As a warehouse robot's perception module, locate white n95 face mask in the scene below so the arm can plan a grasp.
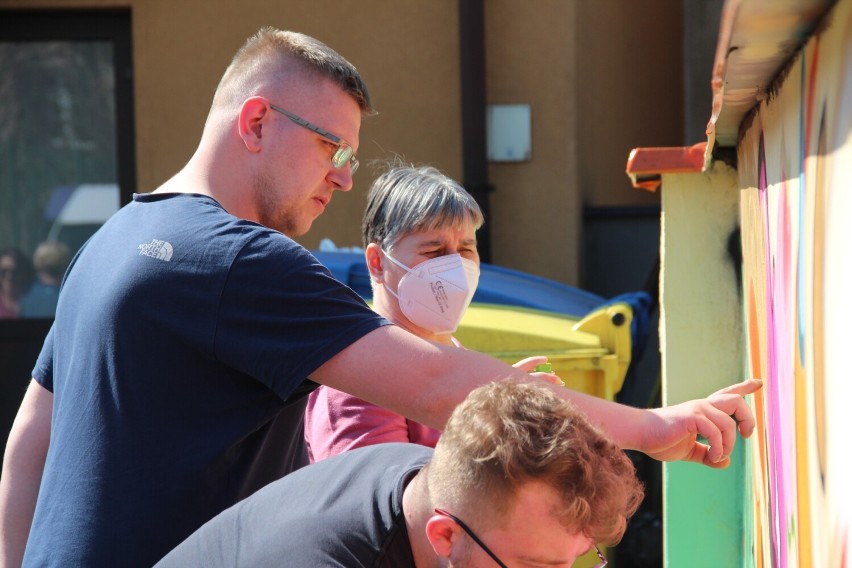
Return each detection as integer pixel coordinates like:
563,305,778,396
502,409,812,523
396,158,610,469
382,250,480,334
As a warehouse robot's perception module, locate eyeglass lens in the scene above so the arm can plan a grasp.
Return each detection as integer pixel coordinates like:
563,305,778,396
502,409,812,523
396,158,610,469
269,104,358,174
332,145,358,174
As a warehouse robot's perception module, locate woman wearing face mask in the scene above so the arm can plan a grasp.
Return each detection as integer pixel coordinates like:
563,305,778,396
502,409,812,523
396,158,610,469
304,164,547,462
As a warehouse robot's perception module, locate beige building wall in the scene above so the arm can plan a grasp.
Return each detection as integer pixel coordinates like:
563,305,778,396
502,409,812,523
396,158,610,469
485,1,581,283
486,0,682,284
576,0,684,209
1,0,683,286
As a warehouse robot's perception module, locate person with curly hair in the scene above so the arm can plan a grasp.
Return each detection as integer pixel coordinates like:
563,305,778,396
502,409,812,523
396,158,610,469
158,380,643,567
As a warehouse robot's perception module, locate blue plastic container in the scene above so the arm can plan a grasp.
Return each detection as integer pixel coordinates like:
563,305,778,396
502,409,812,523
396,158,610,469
310,250,607,318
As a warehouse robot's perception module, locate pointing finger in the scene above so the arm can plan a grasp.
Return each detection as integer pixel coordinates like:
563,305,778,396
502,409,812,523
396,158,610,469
712,378,763,397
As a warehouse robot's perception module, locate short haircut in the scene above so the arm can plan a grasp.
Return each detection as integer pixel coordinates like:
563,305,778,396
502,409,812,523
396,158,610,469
362,163,484,250
211,27,372,114
33,241,70,281
427,381,644,546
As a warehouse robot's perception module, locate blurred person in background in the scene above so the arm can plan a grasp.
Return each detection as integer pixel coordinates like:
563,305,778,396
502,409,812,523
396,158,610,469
0,247,34,319
20,241,70,318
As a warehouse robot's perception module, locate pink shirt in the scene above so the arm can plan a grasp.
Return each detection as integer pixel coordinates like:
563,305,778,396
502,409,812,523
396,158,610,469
304,337,462,463
304,387,441,463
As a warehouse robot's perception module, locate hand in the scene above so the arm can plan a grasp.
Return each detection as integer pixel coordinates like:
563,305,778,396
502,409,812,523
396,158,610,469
512,356,548,372
513,356,563,386
638,379,762,468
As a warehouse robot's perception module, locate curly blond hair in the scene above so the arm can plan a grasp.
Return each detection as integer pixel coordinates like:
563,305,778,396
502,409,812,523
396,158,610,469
427,380,644,545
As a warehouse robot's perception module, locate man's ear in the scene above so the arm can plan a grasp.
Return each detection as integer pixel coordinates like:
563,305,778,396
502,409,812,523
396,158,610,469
238,97,270,153
365,243,385,283
424,514,459,559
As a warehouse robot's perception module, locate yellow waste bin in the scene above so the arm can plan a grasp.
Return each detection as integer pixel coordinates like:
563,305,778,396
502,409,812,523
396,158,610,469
454,302,633,402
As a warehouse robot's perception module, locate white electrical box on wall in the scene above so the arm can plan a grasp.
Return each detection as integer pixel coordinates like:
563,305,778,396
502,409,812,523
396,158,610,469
486,104,531,162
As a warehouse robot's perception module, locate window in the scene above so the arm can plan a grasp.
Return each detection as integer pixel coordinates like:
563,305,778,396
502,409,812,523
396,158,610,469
0,7,134,471
0,9,135,320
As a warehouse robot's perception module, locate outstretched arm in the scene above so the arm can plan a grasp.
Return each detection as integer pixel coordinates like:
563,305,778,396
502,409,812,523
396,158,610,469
520,377,761,468
312,325,761,467
0,379,52,567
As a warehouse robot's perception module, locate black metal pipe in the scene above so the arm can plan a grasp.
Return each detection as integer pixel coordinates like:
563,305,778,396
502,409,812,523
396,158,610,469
458,0,493,263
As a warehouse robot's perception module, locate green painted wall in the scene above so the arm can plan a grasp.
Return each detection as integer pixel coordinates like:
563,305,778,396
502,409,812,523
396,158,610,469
659,164,746,566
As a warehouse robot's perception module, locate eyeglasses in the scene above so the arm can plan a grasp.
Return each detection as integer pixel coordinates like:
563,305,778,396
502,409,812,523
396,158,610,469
433,508,607,568
269,104,359,174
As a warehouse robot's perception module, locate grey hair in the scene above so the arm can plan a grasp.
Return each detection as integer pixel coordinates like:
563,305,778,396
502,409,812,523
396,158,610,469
212,27,372,113
362,164,484,250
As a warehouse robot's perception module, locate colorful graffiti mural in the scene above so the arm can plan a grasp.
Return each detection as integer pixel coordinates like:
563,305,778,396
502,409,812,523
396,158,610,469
738,0,852,565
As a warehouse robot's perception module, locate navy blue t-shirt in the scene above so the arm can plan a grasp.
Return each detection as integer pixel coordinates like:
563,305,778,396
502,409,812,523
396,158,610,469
156,444,430,568
24,193,389,567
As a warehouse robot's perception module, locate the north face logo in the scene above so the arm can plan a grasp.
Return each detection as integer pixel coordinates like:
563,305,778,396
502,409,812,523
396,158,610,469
138,239,174,261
